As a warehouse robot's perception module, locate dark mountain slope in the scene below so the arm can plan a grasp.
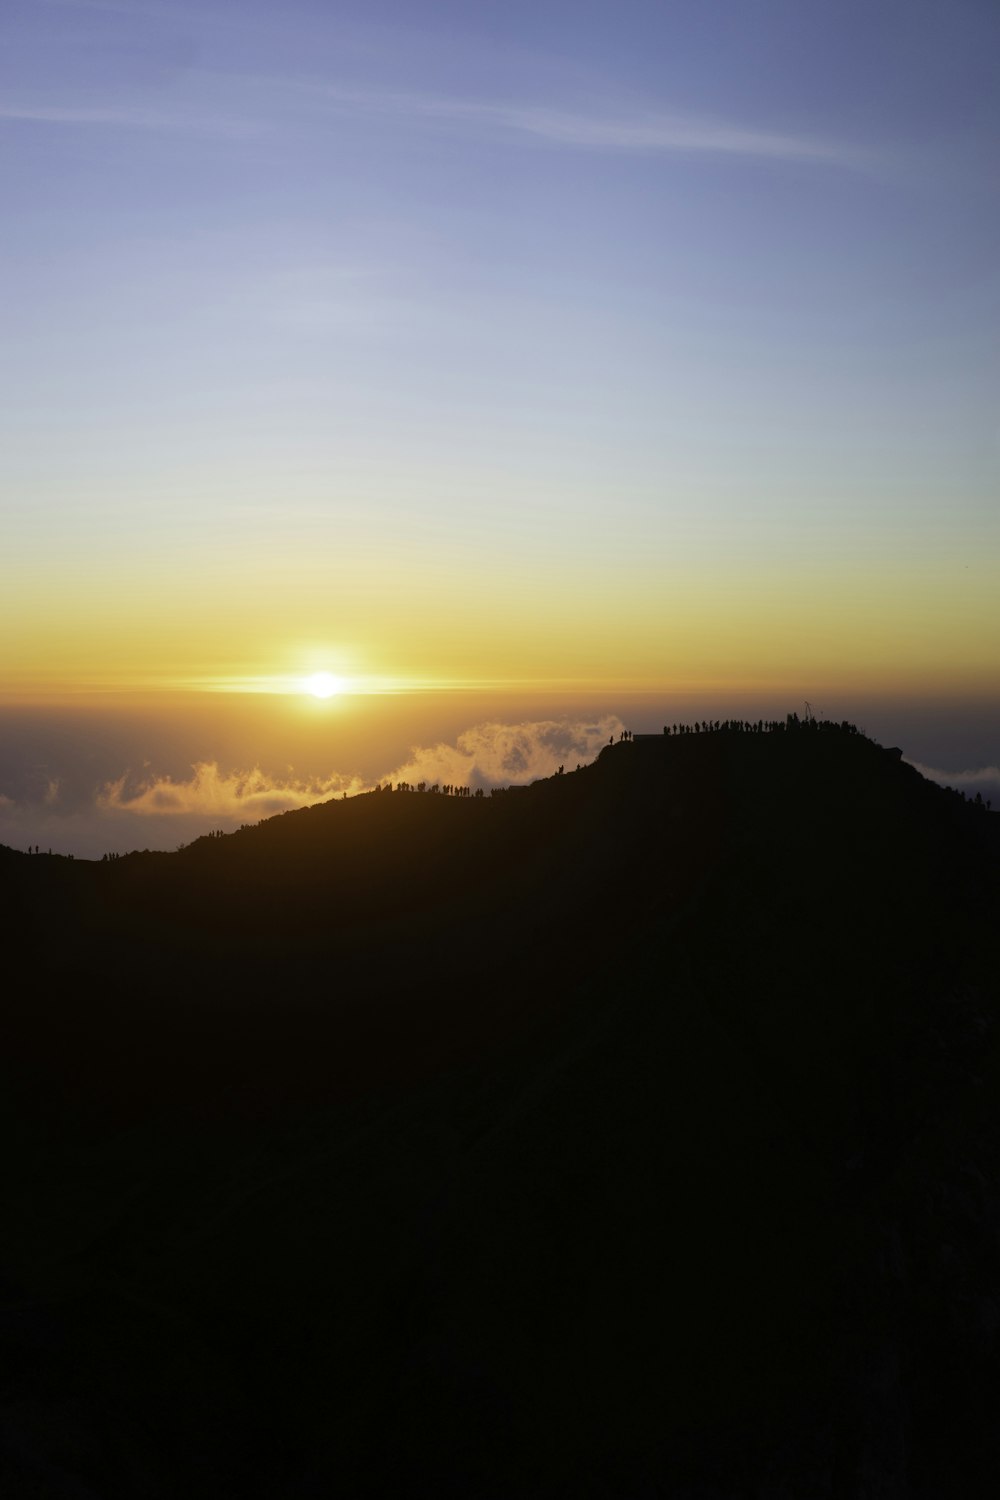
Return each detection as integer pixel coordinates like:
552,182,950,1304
1,723,998,1497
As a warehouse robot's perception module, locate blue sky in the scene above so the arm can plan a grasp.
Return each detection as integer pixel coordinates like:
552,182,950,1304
4,0,996,554
5,2,997,515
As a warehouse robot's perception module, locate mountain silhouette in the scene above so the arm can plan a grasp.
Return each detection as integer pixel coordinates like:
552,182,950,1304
1,719,998,1497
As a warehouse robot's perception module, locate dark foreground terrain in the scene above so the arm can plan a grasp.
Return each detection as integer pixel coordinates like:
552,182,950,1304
2,720,999,1497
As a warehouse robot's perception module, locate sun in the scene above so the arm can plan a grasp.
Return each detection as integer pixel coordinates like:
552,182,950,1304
303,672,343,699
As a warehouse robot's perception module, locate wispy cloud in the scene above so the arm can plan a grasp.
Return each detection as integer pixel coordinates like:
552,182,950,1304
423,100,853,165
39,0,144,9
295,80,866,168
36,0,184,18
0,100,258,137
2,67,865,169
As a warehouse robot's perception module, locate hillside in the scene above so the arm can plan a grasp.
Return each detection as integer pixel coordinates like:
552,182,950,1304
1,720,998,1497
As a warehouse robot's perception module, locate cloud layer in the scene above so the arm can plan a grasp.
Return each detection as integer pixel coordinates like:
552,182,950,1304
386,716,622,793
7,722,992,862
906,760,1000,805
0,717,623,858
97,762,363,820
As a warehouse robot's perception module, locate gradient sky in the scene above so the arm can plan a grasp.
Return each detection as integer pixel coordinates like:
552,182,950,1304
3,0,997,702
2,1,999,858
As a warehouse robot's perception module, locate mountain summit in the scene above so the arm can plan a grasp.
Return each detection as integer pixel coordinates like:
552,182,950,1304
2,719,998,1497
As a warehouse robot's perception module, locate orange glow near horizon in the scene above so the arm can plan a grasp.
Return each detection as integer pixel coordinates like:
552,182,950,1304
0,544,997,707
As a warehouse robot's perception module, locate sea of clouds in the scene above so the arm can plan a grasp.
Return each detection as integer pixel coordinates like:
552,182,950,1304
0,716,625,859
3,714,997,861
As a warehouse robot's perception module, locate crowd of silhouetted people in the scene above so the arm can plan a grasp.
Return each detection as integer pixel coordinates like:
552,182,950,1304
388,781,486,797
660,711,862,736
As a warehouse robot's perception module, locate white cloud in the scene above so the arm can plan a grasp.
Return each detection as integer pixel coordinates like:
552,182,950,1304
89,714,620,822
94,717,623,819
907,760,1000,802
96,761,363,819
0,718,624,858
385,716,623,791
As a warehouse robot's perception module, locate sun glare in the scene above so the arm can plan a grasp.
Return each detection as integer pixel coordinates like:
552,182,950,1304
303,672,343,699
